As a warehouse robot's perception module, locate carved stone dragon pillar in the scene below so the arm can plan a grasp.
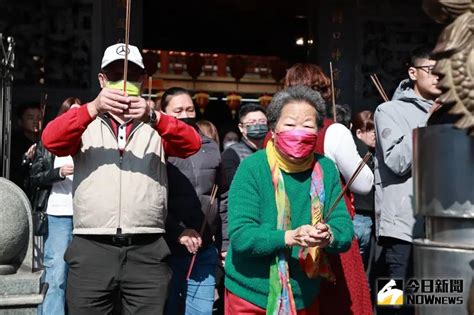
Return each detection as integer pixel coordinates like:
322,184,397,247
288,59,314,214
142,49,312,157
413,2,473,315
422,0,474,135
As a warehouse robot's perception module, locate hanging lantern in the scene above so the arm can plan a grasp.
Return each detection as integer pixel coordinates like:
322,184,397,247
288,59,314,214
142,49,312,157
270,59,288,83
194,91,210,114
259,94,273,107
186,53,204,79
226,92,241,118
228,56,247,82
142,51,159,76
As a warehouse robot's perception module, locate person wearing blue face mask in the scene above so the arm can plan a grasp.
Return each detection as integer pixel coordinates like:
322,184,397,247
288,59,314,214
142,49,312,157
223,103,268,175
240,107,268,143
219,103,268,263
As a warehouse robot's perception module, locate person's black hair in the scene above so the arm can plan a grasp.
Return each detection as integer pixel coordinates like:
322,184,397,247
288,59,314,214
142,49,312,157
326,104,352,128
160,87,192,111
409,46,433,66
238,103,266,123
16,102,41,120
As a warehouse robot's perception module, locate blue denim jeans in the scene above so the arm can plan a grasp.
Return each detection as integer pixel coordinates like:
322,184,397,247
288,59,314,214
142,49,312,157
39,215,73,315
353,213,372,269
165,245,218,315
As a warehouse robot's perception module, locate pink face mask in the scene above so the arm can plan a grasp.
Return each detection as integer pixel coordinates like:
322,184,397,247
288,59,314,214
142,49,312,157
275,129,317,159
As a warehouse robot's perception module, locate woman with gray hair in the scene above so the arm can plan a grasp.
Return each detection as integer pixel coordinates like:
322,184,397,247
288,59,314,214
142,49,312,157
285,63,373,315
224,85,353,314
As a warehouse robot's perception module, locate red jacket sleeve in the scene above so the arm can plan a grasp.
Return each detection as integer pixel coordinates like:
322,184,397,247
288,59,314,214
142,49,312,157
154,113,201,158
42,104,94,157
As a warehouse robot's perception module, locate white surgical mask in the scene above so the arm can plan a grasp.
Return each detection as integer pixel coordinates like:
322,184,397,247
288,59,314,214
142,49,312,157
223,141,237,150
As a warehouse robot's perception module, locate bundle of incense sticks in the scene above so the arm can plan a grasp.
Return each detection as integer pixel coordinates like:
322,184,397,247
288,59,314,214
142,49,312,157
186,184,219,280
39,93,47,133
148,76,152,100
329,62,337,122
123,0,131,92
370,73,389,102
321,151,372,223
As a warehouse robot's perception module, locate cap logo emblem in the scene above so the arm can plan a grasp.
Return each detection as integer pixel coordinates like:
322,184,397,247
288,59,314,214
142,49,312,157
116,45,130,55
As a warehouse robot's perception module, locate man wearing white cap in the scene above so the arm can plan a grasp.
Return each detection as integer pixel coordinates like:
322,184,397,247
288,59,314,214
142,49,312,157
42,43,202,314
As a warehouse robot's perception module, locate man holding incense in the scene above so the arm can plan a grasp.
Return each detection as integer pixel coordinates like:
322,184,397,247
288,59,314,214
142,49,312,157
42,43,201,314
224,86,353,314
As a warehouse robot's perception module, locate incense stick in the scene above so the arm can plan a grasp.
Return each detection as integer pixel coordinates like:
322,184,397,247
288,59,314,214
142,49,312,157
123,0,131,92
39,93,47,133
321,152,372,223
370,74,389,102
329,62,337,122
186,184,219,280
40,93,47,118
374,74,389,101
369,75,383,101
147,76,152,100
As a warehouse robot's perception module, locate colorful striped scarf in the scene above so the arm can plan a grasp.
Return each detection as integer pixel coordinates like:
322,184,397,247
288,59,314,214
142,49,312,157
266,140,333,315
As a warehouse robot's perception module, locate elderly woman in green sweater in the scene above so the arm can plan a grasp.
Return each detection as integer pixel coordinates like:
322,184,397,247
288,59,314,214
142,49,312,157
224,85,354,315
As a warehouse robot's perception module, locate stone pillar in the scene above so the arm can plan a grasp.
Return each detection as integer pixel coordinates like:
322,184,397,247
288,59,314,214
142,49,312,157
0,178,45,314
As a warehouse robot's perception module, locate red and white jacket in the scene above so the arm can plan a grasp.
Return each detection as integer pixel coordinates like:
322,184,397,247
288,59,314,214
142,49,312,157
42,104,201,235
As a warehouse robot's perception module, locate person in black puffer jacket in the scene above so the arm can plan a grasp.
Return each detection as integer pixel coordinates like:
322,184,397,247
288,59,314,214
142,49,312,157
30,141,60,215
161,87,221,315
30,97,80,315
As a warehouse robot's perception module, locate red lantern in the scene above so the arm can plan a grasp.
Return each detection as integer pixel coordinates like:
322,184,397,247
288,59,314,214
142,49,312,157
259,94,273,107
186,54,204,79
194,91,210,114
226,92,241,118
228,56,247,81
270,59,288,83
143,51,159,76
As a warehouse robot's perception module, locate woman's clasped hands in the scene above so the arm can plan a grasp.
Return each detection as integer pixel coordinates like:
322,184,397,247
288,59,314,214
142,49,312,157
284,223,332,248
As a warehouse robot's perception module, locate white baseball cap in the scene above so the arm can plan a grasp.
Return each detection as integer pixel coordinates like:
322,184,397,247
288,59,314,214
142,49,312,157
101,43,145,69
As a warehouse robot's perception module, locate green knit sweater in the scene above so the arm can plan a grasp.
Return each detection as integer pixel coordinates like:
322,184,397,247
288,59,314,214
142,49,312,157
224,150,354,310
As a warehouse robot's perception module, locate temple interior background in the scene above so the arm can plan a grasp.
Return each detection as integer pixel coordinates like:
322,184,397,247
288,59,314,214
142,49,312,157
2,0,442,136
